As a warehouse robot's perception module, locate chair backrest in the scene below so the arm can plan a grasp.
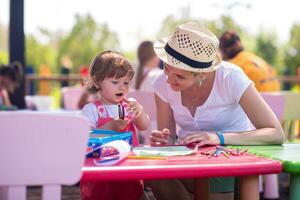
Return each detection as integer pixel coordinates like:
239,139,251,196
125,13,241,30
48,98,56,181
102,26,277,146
61,86,84,110
127,90,156,121
127,90,157,144
280,91,300,120
260,92,285,121
0,112,89,200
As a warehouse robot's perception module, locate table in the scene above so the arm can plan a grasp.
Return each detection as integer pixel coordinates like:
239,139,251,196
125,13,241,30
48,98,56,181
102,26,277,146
229,144,300,200
82,146,282,199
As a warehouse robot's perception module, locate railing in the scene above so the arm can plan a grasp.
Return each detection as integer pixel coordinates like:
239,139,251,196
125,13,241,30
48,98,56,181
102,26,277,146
25,74,83,95
24,74,300,95
277,76,300,83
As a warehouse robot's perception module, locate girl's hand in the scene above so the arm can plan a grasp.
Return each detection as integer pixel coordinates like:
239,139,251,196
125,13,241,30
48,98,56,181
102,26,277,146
150,128,171,146
178,131,219,147
123,98,143,119
105,119,129,132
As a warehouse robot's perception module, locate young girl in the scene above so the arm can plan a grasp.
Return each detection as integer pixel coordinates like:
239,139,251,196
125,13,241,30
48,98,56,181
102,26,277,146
80,50,150,200
0,62,23,109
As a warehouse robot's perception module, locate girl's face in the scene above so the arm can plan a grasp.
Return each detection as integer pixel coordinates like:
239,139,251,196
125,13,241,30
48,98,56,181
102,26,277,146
99,75,131,104
163,64,196,91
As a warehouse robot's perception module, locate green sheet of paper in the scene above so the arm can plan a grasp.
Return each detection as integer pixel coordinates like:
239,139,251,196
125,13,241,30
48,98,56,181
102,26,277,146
132,146,195,156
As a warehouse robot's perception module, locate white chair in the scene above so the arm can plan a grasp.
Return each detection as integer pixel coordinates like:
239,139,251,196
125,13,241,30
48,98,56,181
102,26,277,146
0,112,89,200
260,92,285,199
25,95,54,110
280,91,300,141
61,86,84,110
127,90,157,144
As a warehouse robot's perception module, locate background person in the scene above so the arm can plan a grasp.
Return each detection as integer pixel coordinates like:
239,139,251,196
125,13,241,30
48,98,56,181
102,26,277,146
135,40,162,92
0,62,23,109
219,30,280,92
146,22,284,200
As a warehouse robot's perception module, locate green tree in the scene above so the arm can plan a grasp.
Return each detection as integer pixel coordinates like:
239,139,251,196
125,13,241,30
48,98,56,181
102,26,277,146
26,34,56,72
284,23,300,74
254,31,279,67
0,23,8,63
57,14,120,72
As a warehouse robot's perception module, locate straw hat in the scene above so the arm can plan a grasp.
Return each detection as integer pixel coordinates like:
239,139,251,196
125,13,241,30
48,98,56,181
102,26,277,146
154,22,221,73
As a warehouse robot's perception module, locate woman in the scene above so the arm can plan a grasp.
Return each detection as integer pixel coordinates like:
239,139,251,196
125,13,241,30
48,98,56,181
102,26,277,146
0,62,23,109
147,22,284,200
135,40,161,92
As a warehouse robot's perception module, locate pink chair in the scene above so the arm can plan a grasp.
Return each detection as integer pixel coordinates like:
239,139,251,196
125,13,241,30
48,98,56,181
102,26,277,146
0,112,89,200
260,92,285,199
127,90,157,144
61,86,84,110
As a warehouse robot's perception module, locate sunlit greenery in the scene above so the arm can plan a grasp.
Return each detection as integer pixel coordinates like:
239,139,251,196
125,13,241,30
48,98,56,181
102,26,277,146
1,13,300,76
284,23,300,74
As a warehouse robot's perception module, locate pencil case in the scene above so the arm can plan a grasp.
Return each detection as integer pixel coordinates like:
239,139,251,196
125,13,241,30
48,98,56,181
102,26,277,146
86,129,132,158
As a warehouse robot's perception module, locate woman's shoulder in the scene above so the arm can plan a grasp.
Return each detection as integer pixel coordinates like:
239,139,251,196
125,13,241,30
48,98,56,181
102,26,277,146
217,61,246,80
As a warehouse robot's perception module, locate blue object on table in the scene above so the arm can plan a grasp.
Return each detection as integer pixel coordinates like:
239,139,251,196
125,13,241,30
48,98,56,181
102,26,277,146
86,129,132,158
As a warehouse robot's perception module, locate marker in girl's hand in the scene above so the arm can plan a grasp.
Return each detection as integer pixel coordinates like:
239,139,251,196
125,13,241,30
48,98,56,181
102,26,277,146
118,104,125,120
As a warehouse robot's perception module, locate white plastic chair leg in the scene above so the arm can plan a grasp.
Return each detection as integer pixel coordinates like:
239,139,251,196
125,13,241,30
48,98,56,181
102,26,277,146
264,174,279,199
0,186,26,200
42,185,61,200
259,175,263,193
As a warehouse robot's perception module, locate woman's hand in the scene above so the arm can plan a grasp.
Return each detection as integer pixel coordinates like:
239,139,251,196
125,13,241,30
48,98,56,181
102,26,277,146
150,128,172,146
178,131,220,147
103,119,129,132
123,98,143,119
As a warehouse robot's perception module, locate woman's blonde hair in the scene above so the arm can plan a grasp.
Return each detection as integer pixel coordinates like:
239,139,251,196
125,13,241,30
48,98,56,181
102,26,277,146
85,50,134,94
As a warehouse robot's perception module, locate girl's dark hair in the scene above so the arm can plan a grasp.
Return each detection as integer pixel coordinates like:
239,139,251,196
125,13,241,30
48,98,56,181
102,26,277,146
135,41,156,90
85,50,134,94
0,61,23,86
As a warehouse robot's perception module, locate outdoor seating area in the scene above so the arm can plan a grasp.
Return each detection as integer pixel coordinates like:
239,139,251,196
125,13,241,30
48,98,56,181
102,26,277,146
2,1,300,200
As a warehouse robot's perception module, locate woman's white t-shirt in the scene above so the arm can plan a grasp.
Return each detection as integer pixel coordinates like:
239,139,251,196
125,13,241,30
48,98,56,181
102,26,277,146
153,61,255,137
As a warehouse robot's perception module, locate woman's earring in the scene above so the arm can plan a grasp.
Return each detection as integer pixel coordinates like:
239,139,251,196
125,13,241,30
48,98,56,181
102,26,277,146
198,74,207,86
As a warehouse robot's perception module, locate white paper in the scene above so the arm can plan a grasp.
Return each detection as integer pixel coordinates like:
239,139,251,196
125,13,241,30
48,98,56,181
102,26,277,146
93,140,131,166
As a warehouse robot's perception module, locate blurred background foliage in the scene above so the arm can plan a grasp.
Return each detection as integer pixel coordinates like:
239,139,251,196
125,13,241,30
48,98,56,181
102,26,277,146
1,11,300,75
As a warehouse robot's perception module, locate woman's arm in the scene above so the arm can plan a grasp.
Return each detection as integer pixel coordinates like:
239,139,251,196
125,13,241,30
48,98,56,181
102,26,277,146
150,93,177,144
1,89,12,106
224,84,285,145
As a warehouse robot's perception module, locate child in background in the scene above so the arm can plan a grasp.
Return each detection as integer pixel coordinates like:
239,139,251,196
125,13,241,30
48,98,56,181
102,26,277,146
0,62,23,109
80,50,150,200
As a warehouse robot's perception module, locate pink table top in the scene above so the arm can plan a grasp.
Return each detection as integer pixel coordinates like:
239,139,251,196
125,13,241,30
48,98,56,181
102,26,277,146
81,147,282,181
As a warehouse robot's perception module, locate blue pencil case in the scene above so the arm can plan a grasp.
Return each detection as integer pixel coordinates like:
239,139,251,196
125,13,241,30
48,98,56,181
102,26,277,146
86,129,132,158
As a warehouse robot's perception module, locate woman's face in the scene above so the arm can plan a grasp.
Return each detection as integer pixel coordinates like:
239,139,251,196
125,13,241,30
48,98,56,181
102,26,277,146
163,64,196,91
